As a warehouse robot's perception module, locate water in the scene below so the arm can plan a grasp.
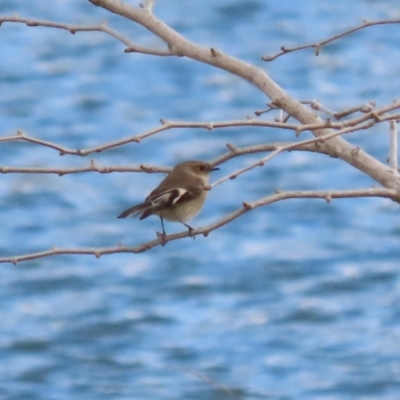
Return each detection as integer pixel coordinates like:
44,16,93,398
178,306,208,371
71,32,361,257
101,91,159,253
1,1,400,399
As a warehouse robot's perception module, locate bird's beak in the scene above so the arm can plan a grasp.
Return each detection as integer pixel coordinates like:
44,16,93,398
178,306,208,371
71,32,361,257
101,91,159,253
210,166,220,171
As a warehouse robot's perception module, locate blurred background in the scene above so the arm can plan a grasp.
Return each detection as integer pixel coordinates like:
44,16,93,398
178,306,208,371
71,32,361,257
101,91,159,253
1,1,400,399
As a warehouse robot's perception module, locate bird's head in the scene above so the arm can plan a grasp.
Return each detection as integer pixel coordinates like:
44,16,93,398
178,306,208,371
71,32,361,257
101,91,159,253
176,160,219,178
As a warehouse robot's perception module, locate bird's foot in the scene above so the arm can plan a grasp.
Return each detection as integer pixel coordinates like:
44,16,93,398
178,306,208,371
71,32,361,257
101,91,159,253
180,222,196,240
187,226,195,240
156,231,167,246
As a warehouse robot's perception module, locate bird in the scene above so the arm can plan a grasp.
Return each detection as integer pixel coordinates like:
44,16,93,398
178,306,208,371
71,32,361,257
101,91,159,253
118,160,219,241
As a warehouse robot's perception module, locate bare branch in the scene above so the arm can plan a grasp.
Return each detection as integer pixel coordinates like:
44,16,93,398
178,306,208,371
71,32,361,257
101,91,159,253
0,138,328,176
305,99,336,117
88,0,400,190
0,162,170,175
2,2,400,264
0,15,172,56
1,187,398,264
333,102,376,119
2,2,400,190
212,120,376,187
3,101,400,157
0,130,76,154
389,120,398,173
211,140,326,167
0,121,344,156
262,18,400,61
0,122,189,156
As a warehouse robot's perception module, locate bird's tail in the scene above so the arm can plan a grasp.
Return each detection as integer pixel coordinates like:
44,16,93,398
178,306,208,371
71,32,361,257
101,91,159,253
117,202,152,218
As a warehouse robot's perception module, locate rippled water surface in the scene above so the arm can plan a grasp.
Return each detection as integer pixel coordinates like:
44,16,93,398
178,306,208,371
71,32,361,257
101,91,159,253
1,1,400,399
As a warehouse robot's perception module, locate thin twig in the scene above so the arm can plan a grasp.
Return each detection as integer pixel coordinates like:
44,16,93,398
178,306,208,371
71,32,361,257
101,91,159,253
263,18,400,61
305,100,336,117
0,162,170,175
0,15,172,56
211,140,325,166
334,102,376,119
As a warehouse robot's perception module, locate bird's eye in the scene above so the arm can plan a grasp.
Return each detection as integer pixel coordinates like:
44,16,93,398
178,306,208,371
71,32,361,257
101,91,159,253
198,165,206,172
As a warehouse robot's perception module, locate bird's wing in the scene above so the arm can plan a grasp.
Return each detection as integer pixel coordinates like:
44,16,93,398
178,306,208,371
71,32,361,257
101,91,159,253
118,186,204,220
139,186,203,220
147,185,203,205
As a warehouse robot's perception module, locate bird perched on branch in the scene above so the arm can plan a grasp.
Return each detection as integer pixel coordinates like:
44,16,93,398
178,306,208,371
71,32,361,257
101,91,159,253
118,160,219,242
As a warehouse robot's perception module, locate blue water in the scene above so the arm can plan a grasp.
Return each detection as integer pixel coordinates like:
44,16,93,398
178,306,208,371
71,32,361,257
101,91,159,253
1,1,400,399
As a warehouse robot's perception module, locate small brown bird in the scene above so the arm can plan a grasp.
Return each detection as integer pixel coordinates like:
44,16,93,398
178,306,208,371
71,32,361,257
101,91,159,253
118,160,219,239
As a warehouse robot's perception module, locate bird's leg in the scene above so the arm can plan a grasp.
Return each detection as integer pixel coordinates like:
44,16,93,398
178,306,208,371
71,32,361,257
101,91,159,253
182,222,195,240
158,217,167,246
